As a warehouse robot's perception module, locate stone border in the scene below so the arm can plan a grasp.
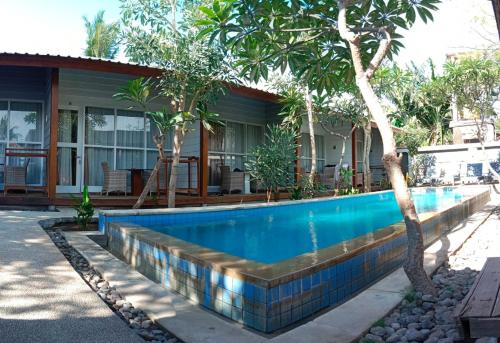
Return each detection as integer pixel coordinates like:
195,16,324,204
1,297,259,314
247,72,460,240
62,196,497,343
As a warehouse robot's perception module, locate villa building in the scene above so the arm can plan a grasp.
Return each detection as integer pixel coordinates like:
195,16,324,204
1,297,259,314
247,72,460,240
0,52,388,207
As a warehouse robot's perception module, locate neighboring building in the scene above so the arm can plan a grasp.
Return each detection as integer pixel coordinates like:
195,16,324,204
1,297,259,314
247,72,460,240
0,52,389,207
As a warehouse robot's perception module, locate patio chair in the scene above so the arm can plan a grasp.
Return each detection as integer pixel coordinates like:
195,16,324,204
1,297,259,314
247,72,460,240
319,166,336,189
4,158,30,194
220,165,244,194
101,162,127,195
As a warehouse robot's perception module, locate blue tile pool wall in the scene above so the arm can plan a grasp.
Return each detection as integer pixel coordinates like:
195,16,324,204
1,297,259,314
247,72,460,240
104,190,490,333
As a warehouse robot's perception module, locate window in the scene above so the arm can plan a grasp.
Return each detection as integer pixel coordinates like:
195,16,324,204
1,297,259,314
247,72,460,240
0,101,44,185
300,133,325,173
84,107,162,187
208,121,264,186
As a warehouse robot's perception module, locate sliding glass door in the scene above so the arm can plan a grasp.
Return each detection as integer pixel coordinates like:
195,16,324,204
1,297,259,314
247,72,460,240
57,108,82,193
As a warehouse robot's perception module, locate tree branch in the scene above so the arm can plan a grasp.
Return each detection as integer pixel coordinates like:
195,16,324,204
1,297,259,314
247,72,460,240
337,0,365,76
365,27,392,80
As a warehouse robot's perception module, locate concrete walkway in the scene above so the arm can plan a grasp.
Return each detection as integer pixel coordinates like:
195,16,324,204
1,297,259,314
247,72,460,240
0,209,142,343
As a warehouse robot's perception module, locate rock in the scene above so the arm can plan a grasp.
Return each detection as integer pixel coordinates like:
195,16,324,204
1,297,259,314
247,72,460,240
385,327,395,336
406,328,424,342
138,330,155,340
422,302,435,311
361,334,384,343
475,338,498,343
115,299,126,307
422,295,436,303
408,323,421,330
390,322,401,330
141,320,152,329
386,334,401,343
370,326,386,337
436,338,453,343
129,322,141,329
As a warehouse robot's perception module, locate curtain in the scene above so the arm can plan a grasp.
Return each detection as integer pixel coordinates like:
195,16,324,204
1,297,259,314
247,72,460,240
57,147,76,186
116,110,144,148
209,125,225,152
225,122,245,153
246,125,263,152
85,107,115,146
84,147,113,186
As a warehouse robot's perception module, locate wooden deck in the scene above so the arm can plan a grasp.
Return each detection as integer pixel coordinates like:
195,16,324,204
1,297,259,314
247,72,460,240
0,190,305,208
455,257,500,340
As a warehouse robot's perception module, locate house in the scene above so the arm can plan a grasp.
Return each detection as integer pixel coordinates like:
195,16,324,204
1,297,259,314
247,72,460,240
0,52,388,207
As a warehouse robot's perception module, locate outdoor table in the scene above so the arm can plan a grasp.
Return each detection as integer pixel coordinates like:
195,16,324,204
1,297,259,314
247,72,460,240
119,168,151,196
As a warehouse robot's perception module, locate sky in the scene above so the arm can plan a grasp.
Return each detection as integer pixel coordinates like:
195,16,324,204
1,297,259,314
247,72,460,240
0,0,498,68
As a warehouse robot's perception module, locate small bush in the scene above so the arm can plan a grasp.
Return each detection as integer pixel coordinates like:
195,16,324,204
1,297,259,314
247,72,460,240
74,185,94,230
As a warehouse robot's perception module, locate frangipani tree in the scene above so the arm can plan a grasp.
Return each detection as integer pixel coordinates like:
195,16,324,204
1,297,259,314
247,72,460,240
118,0,236,208
272,76,323,182
445,55,500,179
199,0,440,294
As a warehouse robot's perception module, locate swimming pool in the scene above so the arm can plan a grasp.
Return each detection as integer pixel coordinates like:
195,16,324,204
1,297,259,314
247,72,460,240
100,187,489,333
144,189,463,264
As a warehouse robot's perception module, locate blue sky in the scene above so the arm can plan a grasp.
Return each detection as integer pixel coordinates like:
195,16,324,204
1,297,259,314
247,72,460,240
0,0,122,58
0,0,497,67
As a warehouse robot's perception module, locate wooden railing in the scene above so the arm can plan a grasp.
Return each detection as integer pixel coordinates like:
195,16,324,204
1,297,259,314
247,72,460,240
157,156,200,196
4,147,49,194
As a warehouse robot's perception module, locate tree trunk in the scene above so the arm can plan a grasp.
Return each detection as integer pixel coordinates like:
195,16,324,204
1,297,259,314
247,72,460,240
133,158,163,209
133,135,166,209
356,75,436,295
363,120,372,193
168,126,184,208
337,0,435,294
305,86,317,182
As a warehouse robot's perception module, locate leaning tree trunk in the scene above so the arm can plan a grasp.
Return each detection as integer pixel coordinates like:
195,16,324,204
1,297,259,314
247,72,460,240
168,126,184,208
337,0,435,294
356,76,435,295
133,136,165,209
305,86,317,182
362,120,372,193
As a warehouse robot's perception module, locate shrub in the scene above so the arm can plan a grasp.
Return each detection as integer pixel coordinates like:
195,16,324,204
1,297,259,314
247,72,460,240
74,185,94,230
245,125,298,202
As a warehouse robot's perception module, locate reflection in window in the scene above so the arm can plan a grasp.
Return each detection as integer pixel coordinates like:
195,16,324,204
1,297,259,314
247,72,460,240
208,121,264,186
85,107,115,146
9,102,42,142
116,110,144,148
0,101,7,141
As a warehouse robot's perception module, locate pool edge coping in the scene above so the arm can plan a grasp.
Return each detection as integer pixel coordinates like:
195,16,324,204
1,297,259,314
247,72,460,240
63,190,498,343
103,187,488,287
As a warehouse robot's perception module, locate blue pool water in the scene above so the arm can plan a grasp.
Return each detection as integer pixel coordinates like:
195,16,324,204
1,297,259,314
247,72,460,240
146,189,463,264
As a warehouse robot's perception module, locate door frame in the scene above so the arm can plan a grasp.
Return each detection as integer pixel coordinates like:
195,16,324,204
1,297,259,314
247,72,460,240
56,106,84,193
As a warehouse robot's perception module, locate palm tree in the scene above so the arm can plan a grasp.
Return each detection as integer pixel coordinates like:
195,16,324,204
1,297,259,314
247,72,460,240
83,10,120,59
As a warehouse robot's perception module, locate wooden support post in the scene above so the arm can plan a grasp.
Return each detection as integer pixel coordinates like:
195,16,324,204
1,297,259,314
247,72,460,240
351,124,356,187
48,68,59,201
199,122,209,199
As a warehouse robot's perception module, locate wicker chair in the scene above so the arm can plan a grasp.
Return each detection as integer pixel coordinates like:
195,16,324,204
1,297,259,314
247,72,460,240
319,166,336,189
4,158,30,194
220,165,244,194
101,162,127,195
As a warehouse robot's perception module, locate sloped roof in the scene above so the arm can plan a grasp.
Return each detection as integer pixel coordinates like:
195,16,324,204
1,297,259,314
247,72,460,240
0,52,279,103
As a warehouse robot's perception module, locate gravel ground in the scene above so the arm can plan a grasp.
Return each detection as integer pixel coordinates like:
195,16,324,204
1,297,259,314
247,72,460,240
47,228,182,343
359,207,500,343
